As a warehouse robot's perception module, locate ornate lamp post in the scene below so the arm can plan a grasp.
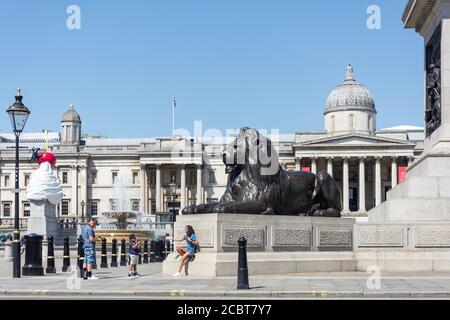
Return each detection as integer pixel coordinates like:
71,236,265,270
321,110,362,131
80,200,85,223
168,176,177,252
6,88,31,278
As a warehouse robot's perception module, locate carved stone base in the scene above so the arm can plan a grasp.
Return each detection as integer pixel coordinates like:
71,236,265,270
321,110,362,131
172,214,355,252
162,214,355,276
355,222,450,250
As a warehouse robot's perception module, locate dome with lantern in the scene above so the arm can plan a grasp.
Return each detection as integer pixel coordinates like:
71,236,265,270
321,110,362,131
324,65,377,135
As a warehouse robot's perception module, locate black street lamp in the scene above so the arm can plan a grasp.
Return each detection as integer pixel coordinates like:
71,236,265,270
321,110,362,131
6,88,31,278
168,176,177,252
80,200,85,223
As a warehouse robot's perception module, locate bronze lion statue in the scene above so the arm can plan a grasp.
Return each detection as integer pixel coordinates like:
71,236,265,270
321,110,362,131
182,127,342,217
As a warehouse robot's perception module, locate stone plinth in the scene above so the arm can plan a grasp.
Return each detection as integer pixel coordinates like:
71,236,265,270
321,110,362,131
26,200,59,240
369,1,450,222
163,214,355,276
353,221,450,272
355,222,450,250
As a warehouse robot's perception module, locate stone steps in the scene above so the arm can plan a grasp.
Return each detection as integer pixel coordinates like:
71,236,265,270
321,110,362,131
369,197,450,222
388,176,450,200
163,252,357,276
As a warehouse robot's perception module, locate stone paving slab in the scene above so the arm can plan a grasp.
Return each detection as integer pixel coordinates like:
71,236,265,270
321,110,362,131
2,259,450,299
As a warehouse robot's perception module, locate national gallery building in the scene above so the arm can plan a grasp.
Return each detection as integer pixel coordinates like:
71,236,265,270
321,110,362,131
0,65,424,223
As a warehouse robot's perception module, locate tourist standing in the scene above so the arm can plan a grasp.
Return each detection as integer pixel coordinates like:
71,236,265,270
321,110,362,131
81,218,98,280
20,237,26,255
128,234,141,277
170,225,199,277
71,217,77,230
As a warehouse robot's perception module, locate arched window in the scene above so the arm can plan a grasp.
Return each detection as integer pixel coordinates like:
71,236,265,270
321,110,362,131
330,115,335,131
349,114,354,129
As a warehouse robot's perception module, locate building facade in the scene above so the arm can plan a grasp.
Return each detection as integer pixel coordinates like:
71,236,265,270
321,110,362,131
0,66,424,223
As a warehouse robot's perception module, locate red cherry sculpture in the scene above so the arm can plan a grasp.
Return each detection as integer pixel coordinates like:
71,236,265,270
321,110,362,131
37,152,57,167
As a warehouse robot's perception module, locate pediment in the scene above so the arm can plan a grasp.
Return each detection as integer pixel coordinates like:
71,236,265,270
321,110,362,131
298,133,413,147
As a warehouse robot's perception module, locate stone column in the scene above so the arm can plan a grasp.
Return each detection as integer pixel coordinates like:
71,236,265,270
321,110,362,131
140,164,146,213
180,165,186,213
375,157,382,206
295,158,301,171
391,157,398,188
342,158,349,213
311,158,317,174
155,165,161,212
327,158,333,177
196,165,203,205
72,165,78,216
359,157,366,213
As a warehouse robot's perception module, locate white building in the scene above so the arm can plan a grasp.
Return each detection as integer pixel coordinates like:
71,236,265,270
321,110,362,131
0,65,424,224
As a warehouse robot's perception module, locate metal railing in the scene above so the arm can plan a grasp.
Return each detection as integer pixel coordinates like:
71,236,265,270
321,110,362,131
0,217,174,235
0,218,28,230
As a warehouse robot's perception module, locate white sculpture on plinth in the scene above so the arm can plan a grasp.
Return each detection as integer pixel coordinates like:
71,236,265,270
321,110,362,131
26,152,64,240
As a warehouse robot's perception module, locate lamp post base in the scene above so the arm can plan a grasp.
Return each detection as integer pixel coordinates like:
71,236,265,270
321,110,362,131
12,230,21,278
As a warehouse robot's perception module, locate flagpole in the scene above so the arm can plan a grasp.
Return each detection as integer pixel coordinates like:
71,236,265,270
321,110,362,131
172,96,176,137
172,96,177,137
44,130,49,152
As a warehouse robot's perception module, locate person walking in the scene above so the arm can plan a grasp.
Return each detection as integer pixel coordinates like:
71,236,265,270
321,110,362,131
128,234,141,277
170,225,199,277
71,217,77,230
80,218,99,280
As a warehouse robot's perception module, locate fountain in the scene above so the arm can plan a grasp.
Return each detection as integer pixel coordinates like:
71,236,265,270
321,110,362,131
93,172,153,243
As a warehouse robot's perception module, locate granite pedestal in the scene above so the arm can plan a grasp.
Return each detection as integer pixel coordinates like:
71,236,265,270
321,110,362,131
162,214,356,276
352,1,450,272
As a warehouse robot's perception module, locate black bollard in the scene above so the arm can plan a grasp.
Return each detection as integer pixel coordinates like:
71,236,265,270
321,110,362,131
62,236,71,272
154,240,160,262
77,236,84,278
157,240,165,262
110,238,118,267
100,238,108,268
143,240,149,263
237,236,249,290
138,242,142,264
149,240,156,263
166,238,171,255
22,234,44,276
120,239,127,266
46,235,56,274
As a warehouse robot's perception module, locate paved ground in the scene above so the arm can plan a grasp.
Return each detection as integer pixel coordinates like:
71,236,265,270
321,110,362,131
1,258,450,299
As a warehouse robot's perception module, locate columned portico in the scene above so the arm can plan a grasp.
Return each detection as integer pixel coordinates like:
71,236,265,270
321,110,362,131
342,157,349,213
292,154,411,216
359,157,366,213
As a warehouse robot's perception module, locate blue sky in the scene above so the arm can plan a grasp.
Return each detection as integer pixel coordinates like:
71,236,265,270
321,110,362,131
0,0,423,138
